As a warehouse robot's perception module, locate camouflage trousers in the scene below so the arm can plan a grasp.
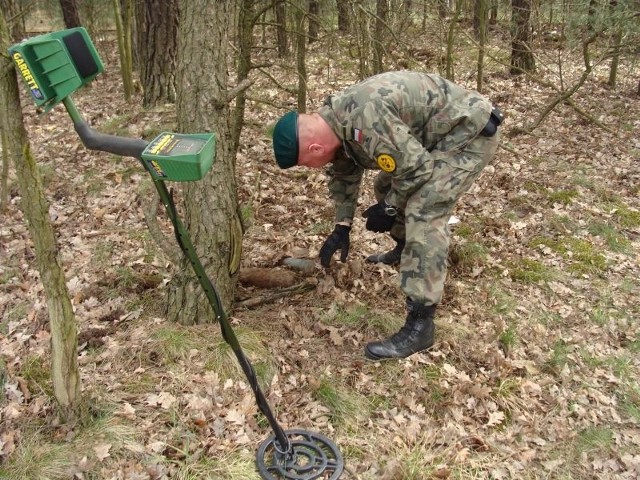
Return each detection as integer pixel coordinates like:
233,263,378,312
373,132,500,305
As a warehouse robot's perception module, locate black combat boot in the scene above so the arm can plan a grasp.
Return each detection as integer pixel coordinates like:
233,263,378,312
365,300,436,360
366,237,405,266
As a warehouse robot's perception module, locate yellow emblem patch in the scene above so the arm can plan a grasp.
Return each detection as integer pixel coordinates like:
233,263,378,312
377,154,396,172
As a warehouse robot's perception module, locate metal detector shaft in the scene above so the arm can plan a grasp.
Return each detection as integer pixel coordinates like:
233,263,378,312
62,97,290,451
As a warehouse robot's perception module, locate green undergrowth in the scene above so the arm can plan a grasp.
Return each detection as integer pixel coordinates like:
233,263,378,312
528,236,608,275
0,400,139,480
324,304,401,336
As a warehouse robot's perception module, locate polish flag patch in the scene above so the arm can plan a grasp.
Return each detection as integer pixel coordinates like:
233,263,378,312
353,128,363,143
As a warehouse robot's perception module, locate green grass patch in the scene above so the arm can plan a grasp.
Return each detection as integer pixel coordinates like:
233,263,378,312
487,286,518,316
548,214,579,234
37,164,55,188
83,166,108,195
449,240,488,271
522,180,547,193
313,377,369,425
498,323,518,354
576,426,614,453
612,205,640,229
150,325,199,364
170,450,262,480
544,339,570,374
325,304,400,335
528,237,607,276
19,355,54,398
547,189,578,205
92,239,116,264
564,238,607,275
207,327,277,390
587,221,631,253
509,258,553,283
0,435,73,480
0,407,139,480
5,301,29,323
618,385,640,422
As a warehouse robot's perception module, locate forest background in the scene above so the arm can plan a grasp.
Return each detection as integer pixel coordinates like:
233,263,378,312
0,0,639,479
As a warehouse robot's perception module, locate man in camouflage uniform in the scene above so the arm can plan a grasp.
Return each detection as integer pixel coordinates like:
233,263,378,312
272,71,502,360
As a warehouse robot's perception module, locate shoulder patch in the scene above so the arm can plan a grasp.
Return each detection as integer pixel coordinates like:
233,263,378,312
376,154,396,172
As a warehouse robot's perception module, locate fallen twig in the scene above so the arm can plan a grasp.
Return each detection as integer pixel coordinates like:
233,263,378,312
236,280,316,309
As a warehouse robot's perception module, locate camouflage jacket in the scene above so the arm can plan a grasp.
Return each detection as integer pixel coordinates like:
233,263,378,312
318,71,492,222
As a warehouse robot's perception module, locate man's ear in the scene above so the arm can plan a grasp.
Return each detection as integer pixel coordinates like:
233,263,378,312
309,143,325,155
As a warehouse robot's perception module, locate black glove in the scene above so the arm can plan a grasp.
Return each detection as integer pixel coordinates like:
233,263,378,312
319,224,351,267
362,202,396,233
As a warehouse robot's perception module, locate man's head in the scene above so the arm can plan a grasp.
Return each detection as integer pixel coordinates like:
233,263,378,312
272,112,339,169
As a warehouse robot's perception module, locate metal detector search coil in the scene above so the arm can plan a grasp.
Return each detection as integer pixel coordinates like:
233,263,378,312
142,132,216,181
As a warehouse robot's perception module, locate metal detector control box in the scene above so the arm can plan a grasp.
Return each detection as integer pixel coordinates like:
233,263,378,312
9,27,103,111
142,132,216,182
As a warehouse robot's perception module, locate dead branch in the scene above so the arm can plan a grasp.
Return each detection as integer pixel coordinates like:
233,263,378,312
236,280,316,309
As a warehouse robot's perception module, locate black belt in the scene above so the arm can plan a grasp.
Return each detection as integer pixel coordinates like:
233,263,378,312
480,105,504,137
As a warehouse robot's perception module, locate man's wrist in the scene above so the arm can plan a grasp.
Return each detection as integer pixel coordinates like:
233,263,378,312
336,220,352,227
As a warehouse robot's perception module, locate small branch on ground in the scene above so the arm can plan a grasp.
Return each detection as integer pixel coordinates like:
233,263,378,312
236,280,316,309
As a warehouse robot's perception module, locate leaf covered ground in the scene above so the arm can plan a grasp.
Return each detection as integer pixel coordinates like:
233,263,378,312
1,32,640,480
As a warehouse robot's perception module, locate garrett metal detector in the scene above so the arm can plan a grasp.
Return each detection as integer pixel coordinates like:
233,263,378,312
10,28,343,480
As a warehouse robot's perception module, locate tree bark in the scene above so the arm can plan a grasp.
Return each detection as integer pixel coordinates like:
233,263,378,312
1,13,79,418
476,0,487,92
113,0,134,100
0,0,25,40
336,0,350,33
167,0,243,325
510,0,535,74
294,0,307,112
308,0,319,43
59,0,81,28
372,0,388,74
232,0,255,153
275,0,288,57
138,0,178,107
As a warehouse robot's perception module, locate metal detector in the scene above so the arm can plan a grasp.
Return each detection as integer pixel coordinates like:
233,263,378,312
10,28,343,480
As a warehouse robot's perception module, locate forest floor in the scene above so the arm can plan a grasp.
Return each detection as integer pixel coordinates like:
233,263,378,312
1,33,640,480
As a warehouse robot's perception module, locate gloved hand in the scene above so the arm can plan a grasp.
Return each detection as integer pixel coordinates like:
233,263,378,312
362,202,396,233
319,224,351,267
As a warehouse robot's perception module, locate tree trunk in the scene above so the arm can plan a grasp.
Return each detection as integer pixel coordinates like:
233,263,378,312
113,0,134,100
510,0,535,74
275,0,288,57
445,0,461,80
308,0,319,43
1,13,80,419
0,123,8,212
167,0,243,325
476,0,487,91
0,0,26,40
336,0,350,33
489,0,497,25
139,0,178,107
294,0,307,112
232,0,255,153
59,0,81,28
372,0,388,74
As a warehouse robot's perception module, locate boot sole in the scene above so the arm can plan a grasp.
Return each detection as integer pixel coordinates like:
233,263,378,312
364,344,433,361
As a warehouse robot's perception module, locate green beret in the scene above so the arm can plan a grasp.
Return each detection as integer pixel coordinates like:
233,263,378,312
272,111,299,169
